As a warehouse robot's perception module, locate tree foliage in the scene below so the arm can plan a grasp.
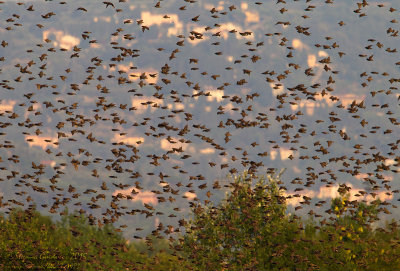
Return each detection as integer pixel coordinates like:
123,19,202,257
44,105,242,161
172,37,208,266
0,207,187,270
179,171,400,271
1,172,400,270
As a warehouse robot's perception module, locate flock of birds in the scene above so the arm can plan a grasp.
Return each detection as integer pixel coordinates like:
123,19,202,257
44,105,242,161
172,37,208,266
0,0,399,256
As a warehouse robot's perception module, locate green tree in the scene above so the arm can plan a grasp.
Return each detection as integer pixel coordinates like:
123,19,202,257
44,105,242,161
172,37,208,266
0,207,189,270
179,172,400,271
179,170,302,270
